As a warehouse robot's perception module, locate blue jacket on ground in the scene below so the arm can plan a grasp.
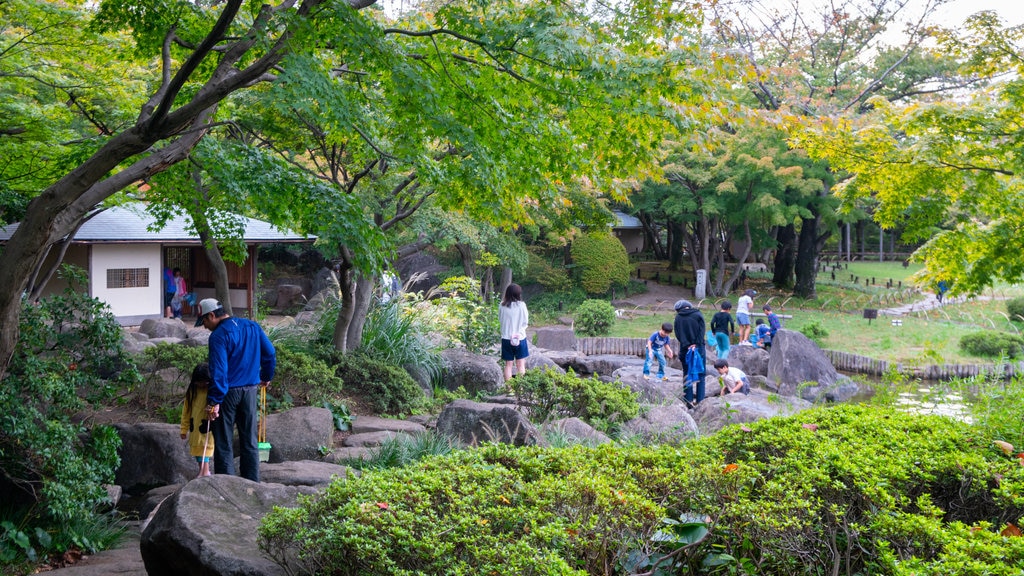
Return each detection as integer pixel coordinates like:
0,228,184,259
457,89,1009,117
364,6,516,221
207,317,276,406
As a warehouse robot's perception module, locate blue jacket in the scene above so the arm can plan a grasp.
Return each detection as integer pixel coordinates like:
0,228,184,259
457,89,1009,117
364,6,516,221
685,347,703,384
207,317,276,406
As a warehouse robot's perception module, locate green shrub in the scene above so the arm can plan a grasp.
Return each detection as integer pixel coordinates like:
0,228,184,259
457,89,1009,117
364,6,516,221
138,342,209,411
433,276,500,354
0,266,138,565
332,352,425,415
504,368,639,431
574,299,616,336
570,231,630,295
799,319,829,346
522,251,572,292
959,331,1024,358
275,347,344,405
1007,297,1024,322
259,405,1024,576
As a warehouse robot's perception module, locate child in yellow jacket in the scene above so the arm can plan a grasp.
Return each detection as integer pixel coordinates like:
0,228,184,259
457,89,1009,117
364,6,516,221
180,362,214,478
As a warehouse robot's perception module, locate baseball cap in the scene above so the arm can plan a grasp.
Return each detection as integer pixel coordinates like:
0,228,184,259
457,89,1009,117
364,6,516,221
194,298,222,327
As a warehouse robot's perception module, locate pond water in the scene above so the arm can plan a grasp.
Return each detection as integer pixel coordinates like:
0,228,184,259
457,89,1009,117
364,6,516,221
891,386,971,422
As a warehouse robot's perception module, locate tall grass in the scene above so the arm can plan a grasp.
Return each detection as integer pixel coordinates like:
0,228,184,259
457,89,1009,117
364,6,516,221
341,430,456,470
358,296,444,387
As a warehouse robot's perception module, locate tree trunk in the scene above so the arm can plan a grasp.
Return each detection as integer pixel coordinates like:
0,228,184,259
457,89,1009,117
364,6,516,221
345,271,376,351
481,267,494,302
196,228,233,317
638,212,664,259
332,247,357,354
668,219,685,271
498,267,513,302
773,223,796,288
456,244,475,279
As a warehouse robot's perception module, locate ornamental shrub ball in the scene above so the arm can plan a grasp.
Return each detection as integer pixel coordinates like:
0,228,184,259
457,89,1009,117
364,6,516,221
574,299,616,336
569,231,630,295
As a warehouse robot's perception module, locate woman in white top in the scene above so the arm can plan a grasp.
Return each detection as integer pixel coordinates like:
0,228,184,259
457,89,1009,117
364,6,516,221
736,289,755,345
499,283,529,381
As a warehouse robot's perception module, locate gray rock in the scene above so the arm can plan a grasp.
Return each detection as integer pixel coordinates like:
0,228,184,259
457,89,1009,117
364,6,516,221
138,318,189,340
140,475,317,576
259,460,350,486
726,344,770,377
690,389,813,435
441,349,504,395
533,326,577,351
435,399,540,447
325,446,374,464
767,330,861,402
543,350,587,371
613,366,688,404
136,485,182,527
312,267,340,295
130,332,151,342
343,431,411,447
350,415,427,436
524,352,566,374
265,407,334,463
546,417,611,445
561,354,646,377
275,284,305,309
403,363,434,396
114,423,196,492
622,405,698,444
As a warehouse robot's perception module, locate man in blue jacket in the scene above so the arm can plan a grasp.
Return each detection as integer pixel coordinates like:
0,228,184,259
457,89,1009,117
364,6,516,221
196,298,276,482
673,299,706,407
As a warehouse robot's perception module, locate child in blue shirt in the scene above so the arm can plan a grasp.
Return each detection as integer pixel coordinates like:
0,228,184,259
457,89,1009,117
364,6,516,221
643,322,675,380
755,319,772,348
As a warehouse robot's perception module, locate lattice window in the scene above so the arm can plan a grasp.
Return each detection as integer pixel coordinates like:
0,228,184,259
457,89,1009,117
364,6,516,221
106,268,149,289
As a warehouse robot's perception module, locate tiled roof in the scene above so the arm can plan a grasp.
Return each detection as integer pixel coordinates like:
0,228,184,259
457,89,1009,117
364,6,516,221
612,210,642,229
0,203,313,244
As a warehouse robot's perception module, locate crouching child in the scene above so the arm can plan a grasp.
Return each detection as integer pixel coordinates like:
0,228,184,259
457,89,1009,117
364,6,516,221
714,358,750,396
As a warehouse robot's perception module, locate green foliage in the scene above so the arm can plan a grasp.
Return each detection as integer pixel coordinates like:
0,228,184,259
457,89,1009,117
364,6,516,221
945,368,1024,450
332,352,425,416
138,343,209,412
0,267,138,564
798,319,830,346
959,331,1024,359
574,299,616,337
504,368,639,432
570,231,631,295
260,405,1024,575
434,277,500,354
358,295,444,387
1007,297,1024,321
274,347,345,406
522,251,572,292
322,400,353,432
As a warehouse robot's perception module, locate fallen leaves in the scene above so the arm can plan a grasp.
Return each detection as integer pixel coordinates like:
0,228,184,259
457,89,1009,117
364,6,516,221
994,440,1014,456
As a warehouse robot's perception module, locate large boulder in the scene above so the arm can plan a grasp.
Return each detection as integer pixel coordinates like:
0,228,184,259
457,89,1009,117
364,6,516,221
621,405,697,444
689,390,814,436
395,252,445,295
440,349,504,395
140,475,317,576
138,318,188,340
726,344,770,377
435,399,540,447
264,407,334,464
274,284,305,309
533,326,577,351
312,267,340,295
114,423,196,492
767,330,861,402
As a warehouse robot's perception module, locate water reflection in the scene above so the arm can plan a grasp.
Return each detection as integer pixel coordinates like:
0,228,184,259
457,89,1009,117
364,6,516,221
893,387,971,423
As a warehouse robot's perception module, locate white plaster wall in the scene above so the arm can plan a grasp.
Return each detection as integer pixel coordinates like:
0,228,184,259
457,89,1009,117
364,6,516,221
90,244,162,318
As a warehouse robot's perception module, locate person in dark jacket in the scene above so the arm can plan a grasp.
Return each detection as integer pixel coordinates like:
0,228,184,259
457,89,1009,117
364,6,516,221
673,299,706,406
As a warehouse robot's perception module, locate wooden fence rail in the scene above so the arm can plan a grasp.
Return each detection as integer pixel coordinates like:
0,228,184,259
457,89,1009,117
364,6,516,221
574,337,1023,381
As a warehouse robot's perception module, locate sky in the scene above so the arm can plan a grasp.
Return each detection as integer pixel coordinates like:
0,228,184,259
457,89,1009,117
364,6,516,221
935,0,1024,27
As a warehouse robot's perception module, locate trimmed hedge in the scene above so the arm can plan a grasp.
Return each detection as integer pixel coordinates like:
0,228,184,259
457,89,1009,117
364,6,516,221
503,368,639,432
332,352,425,415
959,331,1024,358
570,231,630,295
573,299,616,337
259,405,1024,575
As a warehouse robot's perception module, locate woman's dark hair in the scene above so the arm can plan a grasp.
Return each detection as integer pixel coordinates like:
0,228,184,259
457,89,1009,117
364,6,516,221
501,283,523,307
184,362,211,414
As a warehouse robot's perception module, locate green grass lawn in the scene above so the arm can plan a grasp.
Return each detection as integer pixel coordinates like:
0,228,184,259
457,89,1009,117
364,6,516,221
603,261,1024,365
